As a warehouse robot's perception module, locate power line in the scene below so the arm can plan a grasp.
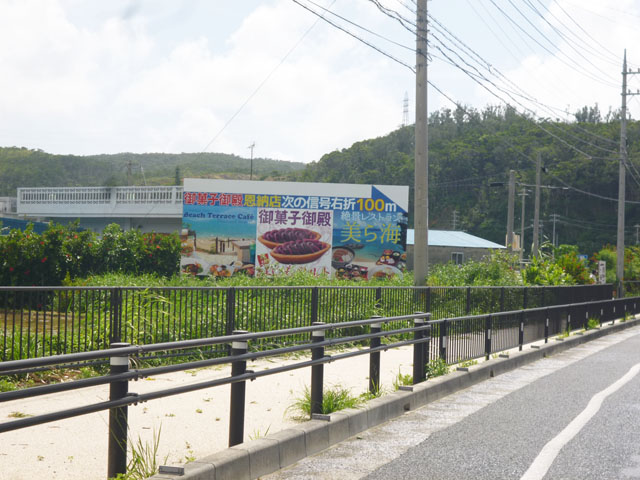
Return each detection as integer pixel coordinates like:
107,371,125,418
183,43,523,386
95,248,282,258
201,0,337,152
487,0,618,88
290,0,416,72
369,1,622,156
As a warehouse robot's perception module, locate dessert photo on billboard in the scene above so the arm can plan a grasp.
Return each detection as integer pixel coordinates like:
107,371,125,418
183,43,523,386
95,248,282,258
255,208,333,276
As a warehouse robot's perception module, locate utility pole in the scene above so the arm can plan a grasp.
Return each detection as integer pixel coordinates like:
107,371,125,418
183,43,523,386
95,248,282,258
551,213,559,248
413,0,428,285
506,170,515,252
519,188,529,264
532,153,542,258
248,142,256,181
126,159,133,186
617,50,640,296
635,224,640,245
451,209,459,230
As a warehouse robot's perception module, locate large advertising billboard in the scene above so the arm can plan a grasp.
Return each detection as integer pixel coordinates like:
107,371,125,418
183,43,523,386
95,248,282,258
181,179,408,280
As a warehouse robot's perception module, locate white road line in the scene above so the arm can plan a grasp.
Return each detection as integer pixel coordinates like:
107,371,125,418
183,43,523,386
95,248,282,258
521,362,640,480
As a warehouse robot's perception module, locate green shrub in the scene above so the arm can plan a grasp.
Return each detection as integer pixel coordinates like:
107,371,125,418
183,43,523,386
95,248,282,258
286,384,370,419
0,222,180,286
425,358,449,379
427,251,521,287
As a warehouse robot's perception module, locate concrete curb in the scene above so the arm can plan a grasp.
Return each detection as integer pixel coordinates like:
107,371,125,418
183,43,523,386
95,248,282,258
148,317,640,480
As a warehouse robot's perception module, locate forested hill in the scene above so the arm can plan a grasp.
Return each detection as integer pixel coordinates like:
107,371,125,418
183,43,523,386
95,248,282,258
0,149,305,195
291,105,640,255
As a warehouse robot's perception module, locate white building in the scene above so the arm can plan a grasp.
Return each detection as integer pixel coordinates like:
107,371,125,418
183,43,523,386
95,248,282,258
17,186,182,232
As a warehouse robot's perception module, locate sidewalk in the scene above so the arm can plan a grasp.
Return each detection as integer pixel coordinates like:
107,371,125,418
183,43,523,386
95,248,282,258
0,345,415,480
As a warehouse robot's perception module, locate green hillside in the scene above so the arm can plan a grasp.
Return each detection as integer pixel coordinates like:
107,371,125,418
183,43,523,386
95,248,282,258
290,105,640,256
0,148,305,194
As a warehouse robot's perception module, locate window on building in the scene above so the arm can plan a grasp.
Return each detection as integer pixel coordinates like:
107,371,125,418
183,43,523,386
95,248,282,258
451,252,464,265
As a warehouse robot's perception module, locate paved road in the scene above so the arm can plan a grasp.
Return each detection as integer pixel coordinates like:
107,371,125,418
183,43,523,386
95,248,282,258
265,325,640,480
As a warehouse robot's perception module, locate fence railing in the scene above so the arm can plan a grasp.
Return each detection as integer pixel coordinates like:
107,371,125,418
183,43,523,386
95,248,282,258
0,295,636,479
0,284,613,362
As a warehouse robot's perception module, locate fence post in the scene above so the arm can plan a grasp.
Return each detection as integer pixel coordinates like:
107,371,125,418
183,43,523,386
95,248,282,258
225,288,236,355
412,313,425,384
311,287,319,323
484,315,492,360
369,316,382,394
229,330,248,447
426,287,431,315
107,342,130,480
439,319,448,364
310,322,325,416
518,311,524,351
523,287,528,310
584,307,589,330
544,308,549,343
109,288,122,344
465,287,471,315
423,313,431,371
612,302,616,325
375,287,382,310
567,306,572,332
500,287,505,312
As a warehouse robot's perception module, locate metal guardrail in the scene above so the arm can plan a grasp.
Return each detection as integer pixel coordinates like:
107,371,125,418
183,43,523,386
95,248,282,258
0,284,613,362
0,295,637,479
0,311,432,478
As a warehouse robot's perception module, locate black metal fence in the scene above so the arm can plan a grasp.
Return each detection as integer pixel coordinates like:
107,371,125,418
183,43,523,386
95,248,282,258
431,295,640,364
0,294,637,479
0,284,612,362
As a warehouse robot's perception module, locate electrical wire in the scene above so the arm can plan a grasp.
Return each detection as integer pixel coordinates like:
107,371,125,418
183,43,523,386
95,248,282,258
369,1,623,157
487,0,618,88
201,0,337,152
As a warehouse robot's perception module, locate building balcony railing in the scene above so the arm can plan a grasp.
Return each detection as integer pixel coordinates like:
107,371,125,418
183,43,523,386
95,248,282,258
17,186,184,218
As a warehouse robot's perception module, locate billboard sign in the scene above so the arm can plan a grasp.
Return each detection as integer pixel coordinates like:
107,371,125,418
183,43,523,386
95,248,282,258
181,179,408,279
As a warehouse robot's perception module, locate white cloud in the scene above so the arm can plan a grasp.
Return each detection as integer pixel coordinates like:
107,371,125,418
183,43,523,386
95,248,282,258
1,0,635,164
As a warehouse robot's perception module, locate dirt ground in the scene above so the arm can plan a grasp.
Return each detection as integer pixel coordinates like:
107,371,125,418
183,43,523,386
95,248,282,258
0,346,414,480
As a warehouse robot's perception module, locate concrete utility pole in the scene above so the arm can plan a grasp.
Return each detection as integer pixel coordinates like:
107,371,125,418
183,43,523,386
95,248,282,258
617,50,640,296
413,0,429,285
635,224,640,245
519,188,529,264
506,170,516,252
617,51,628,298
532,153,542,258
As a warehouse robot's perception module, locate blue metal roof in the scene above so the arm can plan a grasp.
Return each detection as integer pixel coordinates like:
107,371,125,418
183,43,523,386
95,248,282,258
407,229,505,249
1,217,50,234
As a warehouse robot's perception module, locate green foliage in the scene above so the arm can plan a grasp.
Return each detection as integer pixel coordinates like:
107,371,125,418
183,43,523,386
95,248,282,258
392,369,413,390
427,251,521,286
110,427,167,480
286,384,370,419
522,256,571,285
458,358,478,368
0,378,17,392
0,222,180,286
586,318,600,330
554,251,593,285
425,358,449,379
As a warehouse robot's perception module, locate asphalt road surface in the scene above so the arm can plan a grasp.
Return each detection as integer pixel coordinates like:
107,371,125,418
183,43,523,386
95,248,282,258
266,325,640,480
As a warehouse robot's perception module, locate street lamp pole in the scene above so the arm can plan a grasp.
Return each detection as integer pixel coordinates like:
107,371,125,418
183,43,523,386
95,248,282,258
248,142,255,180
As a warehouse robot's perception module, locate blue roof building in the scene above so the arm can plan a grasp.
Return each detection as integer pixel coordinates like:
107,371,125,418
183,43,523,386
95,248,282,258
406,229,505,267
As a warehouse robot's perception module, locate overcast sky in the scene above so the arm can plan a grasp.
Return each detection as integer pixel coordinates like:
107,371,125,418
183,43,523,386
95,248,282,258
1,0,639,164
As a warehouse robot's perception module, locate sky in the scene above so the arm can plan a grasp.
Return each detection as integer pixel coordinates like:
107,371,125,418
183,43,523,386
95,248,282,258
1,0,639,164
